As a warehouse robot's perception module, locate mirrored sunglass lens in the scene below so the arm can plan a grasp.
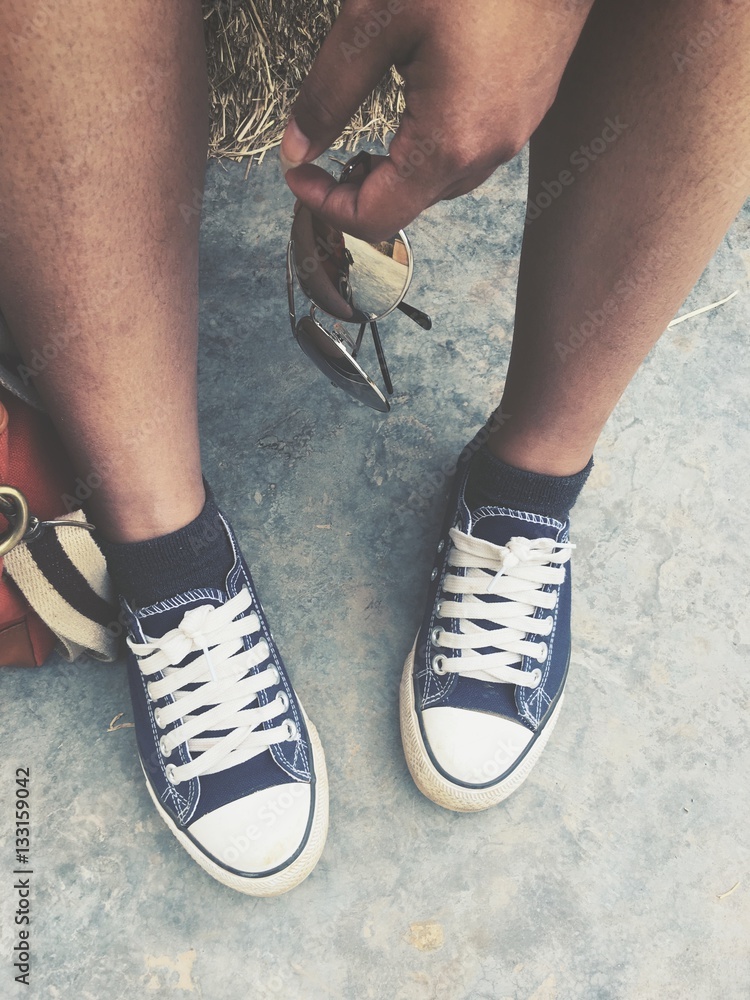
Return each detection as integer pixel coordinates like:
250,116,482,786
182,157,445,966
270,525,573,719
291,209,357,321
291,207,412,322
295,317,389,413
343,231,411,320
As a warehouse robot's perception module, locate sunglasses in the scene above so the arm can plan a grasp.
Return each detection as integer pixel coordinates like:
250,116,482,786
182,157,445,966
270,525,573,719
286,151,432,413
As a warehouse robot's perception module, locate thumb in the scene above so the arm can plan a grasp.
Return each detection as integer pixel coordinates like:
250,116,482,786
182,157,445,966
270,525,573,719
280,5,408,171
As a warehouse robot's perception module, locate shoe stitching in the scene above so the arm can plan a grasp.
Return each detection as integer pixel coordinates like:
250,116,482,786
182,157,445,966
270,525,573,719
421,471,474,710
235,558,311,782
217,514,310,781
128,608,200,824
423,534,460,708
473,507,565,532
223,522,245,597
421,472,465,698
137,589,224,618
426,500,569,727
519,587,557,726
471,511,567,727
135,643,195,823
519,530,567,728
226,556,244,597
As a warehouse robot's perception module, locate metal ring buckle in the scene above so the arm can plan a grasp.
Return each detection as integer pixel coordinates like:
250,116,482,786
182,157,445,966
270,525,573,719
0,486,30,557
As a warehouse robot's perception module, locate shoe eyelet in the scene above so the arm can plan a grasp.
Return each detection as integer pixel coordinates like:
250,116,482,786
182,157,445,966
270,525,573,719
430,626,443,647
258,639,271,660
435,602,444,618
544,615,554,634
276,690,289,712
536,642,549,663
268,665,280,685
154,708,163,728
430,567,438,582
165,763,178,785
432,654,448,676
284,719,299,741
437,539,445,553
159,736,170,757
528,668,542,688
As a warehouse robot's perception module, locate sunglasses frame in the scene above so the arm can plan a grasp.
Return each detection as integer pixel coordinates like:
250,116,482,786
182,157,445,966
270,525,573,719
286,151,431,413
286,242,392,412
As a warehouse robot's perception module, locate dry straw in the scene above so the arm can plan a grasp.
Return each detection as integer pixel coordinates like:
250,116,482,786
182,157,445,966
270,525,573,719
202,0,404,166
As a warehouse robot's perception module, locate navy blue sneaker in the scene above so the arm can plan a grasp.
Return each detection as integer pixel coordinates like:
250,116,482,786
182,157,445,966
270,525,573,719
400,442,573,811
122,515,328,894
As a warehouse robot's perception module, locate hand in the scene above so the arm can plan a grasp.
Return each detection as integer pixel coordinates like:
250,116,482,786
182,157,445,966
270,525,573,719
280,0,594,241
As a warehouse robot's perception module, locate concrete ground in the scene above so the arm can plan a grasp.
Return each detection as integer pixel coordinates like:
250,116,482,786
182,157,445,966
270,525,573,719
2,148,749,1000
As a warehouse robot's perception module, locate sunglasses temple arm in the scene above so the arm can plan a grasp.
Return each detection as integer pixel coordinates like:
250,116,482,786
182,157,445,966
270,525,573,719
370,321,393,396
286,241,298,334
353,322,367,357
398,301,432,330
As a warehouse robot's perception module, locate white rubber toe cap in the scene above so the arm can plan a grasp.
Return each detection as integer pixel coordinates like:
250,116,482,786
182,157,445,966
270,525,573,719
422,706,533,785
187,782,312,874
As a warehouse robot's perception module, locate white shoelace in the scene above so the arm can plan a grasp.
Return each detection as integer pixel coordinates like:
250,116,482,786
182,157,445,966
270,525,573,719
128,589,293,785
432,527,573,688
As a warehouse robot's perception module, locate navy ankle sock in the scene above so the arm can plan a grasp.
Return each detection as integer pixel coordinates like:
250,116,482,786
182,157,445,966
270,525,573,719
464,445,593,521
99,483,235,609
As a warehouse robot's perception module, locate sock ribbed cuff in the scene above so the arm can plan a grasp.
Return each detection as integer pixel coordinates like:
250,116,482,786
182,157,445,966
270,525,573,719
98,482,235,609
465,446,593,521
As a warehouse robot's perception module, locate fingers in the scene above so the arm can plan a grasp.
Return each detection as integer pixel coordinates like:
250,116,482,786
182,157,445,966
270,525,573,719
279,0,576,237
279,1,516,237
284,145,446,242
279,3,413,172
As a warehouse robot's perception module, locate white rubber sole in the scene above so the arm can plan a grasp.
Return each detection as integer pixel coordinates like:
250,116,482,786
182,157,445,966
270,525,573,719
400,643,564,813
142,712,329,896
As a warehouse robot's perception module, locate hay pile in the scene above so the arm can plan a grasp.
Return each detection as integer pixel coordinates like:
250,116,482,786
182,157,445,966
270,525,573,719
202,0,404,164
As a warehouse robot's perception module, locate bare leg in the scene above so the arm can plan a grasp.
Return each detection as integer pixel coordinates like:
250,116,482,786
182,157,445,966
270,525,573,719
0,0,208,540
490,0,750,475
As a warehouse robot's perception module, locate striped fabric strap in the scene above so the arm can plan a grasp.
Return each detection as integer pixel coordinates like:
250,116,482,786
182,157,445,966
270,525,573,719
4,509,119,662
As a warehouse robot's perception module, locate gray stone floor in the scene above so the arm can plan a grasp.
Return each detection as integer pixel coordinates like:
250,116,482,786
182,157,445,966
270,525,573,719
2,149,749,1000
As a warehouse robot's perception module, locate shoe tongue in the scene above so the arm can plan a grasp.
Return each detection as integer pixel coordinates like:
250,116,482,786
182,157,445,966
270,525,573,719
471,509,562,547
133,588,226,640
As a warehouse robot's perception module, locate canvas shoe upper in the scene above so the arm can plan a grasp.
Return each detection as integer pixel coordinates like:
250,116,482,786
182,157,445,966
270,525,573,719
400,438,573,811
122,514,328,895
